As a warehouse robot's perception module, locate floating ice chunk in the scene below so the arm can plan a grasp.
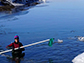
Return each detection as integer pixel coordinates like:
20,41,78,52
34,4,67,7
57,39,63,43
72,52,84,63
78,37,84,42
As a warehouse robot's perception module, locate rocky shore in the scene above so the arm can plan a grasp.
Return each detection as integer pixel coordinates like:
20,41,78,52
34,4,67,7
0,1,39,11
0,5,14,11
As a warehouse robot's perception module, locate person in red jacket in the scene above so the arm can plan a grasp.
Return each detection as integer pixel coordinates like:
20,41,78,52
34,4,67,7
6,35,25,59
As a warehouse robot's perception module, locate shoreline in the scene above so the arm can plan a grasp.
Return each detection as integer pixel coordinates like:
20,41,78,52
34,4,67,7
0,1,40,11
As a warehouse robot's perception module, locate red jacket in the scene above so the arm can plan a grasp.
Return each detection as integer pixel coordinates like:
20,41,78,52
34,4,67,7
6,42,25,53
7,42,23,48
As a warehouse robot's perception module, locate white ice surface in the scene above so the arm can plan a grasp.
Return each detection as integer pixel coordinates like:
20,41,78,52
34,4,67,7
72,52,84,63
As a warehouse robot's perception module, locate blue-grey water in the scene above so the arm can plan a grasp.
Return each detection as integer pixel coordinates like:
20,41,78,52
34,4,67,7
0,0,84,63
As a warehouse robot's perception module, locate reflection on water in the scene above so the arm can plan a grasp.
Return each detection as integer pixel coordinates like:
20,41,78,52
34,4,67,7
0,11,29,22
49,58,53,63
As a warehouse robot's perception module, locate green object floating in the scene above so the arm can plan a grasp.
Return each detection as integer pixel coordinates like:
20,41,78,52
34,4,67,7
48,38,54,47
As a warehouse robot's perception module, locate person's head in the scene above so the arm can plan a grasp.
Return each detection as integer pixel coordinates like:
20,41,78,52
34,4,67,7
14,35,19,43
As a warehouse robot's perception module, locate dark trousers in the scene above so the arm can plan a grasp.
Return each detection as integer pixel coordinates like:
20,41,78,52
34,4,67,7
12,52,25,59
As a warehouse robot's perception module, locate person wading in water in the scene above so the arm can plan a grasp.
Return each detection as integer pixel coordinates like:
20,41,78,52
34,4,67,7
6,35,25,59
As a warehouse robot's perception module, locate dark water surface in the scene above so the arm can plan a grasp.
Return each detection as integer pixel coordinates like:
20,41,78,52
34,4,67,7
0,0,84,63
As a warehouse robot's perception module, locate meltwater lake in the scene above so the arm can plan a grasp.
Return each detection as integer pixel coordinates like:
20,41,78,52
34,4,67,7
0,0,84,63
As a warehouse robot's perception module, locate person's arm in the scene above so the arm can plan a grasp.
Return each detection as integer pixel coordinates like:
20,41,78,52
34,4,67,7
20,43,25,51
6,43,13,49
